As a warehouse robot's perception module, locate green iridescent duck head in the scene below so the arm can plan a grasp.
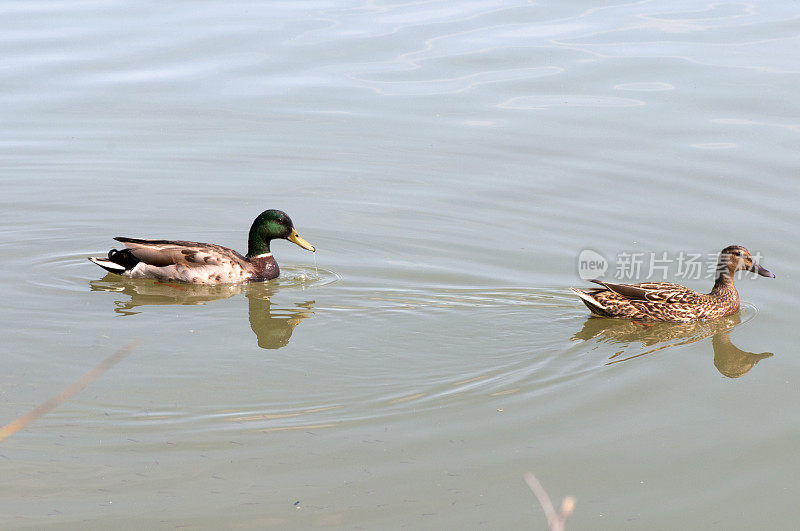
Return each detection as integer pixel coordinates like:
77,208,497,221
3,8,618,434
247,209,315,258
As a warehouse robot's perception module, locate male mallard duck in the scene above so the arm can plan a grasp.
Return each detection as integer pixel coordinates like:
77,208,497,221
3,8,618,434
89,209,314,284
571,245,774,322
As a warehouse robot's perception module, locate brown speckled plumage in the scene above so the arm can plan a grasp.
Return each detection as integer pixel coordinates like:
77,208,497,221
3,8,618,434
88,209,314,284
107,238,278,284
571,245,774,323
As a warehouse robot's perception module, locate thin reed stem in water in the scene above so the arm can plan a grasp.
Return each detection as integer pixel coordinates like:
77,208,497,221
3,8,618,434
0,339,141,442
525,472,576,531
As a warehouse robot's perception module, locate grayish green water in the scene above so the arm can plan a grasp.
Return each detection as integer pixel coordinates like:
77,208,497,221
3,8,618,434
2,1,798,528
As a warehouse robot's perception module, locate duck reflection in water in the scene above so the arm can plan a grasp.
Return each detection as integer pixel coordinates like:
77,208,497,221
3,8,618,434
572,314,772,378
90,275,314,349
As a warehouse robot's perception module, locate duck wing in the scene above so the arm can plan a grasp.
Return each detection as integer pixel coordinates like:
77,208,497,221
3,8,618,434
114,237,246,268
590,280,700,304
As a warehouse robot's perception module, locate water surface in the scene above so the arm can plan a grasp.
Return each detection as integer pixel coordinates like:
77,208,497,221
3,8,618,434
1,1,799,529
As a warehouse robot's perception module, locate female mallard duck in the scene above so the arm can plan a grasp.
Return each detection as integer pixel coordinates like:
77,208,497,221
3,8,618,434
571,245,774,322
89,209,314,284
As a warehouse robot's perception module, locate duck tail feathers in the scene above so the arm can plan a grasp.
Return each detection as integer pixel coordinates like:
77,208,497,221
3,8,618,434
88,248,140,274
571,287,607,316
88,256,127,273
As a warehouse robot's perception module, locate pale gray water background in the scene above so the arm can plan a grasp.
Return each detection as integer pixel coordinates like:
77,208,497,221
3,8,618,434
1,1,798,529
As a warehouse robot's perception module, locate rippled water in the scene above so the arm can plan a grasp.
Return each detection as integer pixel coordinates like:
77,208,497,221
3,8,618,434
2,1,799,529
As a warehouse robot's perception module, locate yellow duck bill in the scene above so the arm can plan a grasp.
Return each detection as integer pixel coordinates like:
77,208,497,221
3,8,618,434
287,229,315,252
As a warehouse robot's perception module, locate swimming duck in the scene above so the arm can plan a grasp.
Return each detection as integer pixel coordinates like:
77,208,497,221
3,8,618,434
571,245,774,322
89,209,315,284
